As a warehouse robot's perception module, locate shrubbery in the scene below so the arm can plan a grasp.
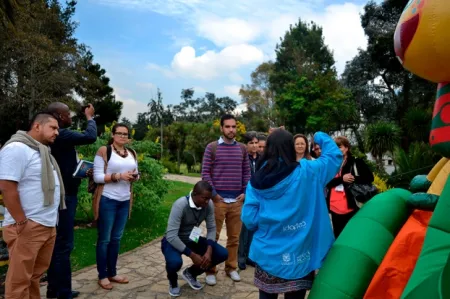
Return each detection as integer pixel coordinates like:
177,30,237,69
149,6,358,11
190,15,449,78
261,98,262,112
76,125,169,222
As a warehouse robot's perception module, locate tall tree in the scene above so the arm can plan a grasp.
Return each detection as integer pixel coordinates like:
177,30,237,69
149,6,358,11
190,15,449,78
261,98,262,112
341,0,435,148
0,1,120,142
0,0,80,142
240,61,279,130
270,19,359,134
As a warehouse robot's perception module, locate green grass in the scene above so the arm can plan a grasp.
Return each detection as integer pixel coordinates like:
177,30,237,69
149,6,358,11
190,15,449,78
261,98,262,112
71,180,193,271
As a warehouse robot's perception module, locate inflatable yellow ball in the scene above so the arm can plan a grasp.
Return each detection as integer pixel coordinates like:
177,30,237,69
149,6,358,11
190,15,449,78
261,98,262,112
394,0,450,83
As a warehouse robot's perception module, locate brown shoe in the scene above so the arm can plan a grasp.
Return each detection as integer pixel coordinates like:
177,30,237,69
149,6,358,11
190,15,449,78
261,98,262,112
108,276,129,284
98,280,113,290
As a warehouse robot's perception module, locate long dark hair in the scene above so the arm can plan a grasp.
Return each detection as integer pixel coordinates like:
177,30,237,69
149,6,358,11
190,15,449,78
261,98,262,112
293,134,312,160
256,129,297,172
108,123,130,145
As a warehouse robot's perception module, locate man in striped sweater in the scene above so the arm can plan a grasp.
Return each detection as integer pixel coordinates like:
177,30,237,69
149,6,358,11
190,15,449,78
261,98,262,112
201,114,251,285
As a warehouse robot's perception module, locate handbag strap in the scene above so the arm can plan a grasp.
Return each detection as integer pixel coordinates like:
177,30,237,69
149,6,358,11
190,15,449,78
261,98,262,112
353,162,359,177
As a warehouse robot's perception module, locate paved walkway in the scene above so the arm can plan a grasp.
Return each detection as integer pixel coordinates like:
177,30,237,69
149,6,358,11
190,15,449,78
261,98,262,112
164,174,202,185
40,227,260,298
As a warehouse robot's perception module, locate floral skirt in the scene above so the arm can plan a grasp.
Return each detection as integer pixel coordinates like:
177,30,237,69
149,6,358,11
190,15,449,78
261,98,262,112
254,265,315,294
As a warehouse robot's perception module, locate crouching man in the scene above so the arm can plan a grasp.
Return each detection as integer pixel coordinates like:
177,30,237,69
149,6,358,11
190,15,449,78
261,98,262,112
161,181,228,297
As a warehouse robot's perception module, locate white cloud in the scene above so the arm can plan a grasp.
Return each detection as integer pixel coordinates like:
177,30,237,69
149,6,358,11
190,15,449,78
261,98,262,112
193,86,206,93
197,17,261,47
229,72,244,83
234,103,247,115
310,3,367,73
224,85,241,98
114,89,147,122
136,82,156,90
150,45,264,80
147,63,176,78
98,0,367,74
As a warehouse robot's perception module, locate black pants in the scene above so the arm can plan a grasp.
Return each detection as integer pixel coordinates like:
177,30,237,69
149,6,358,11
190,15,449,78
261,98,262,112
259,289,307,299
330,210,357,238
238,223,254,264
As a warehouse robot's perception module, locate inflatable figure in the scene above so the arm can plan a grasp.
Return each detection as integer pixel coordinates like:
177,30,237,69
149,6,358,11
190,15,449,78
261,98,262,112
309,0,450,298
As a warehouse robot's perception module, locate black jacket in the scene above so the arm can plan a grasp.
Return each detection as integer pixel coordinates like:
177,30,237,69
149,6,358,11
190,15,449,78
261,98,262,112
50,120,97,195
326,154,374,211
248,153,259,176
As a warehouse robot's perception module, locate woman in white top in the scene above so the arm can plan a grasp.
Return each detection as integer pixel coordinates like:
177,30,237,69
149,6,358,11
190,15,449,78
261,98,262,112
93,123,138,290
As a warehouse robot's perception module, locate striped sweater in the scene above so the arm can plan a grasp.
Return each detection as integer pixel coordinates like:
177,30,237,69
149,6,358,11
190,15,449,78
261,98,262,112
201,140,251,198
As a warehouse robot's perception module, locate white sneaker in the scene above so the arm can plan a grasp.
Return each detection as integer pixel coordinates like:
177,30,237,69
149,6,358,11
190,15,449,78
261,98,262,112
205,274,217,286
227,270,241,282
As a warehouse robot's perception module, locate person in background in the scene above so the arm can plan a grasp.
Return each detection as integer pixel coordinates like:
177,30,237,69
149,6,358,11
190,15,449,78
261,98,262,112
312,142,322,158
201,114,251,285
46,102,97,299
161,181,228,297
0,113,65,299
238,131,259,270
257,134,267,155
326,136,374,238
293,134,312,161
242,129,342,299
93,124,139,290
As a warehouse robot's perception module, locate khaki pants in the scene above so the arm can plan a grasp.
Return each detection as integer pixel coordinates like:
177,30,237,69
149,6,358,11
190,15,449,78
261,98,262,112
207,201,242,275
3,220,56,299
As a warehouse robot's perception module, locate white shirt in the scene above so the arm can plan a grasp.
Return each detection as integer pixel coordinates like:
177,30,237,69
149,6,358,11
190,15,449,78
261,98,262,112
94,150,138,201
188,191,202,210
0,142,61,227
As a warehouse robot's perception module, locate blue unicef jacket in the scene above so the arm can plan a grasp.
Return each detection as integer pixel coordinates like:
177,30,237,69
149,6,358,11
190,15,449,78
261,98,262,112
241,132,342,280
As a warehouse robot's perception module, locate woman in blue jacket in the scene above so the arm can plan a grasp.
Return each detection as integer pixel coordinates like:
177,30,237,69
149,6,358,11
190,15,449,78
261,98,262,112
241,129,342,299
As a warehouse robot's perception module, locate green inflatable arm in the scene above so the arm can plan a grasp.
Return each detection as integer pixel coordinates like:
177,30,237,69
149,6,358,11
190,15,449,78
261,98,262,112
308,188,412,299
406,193,439,211
401,177,450,299
410,175,432,193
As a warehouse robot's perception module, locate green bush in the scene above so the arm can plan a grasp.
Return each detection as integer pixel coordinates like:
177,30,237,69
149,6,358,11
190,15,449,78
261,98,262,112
75,132,169,222
132,157,170,212
161,158,180,174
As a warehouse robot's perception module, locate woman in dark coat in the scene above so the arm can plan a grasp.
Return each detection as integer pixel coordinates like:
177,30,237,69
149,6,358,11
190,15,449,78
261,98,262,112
326,136,374,238
238,131,259,270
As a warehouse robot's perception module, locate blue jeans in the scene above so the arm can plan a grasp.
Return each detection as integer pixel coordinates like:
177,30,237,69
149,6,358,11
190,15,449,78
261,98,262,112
161,237,228,286
47,195,78,298
96,196,130,280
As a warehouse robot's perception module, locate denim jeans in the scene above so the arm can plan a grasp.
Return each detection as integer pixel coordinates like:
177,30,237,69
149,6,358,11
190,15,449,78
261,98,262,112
161,237,228,286
47,195,78,298
96,196,130,280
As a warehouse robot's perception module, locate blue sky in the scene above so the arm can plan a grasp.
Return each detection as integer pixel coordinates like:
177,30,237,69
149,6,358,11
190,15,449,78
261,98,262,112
74,0,374,121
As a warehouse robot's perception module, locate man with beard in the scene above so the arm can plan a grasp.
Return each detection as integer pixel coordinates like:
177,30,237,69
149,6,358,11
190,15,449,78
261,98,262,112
201,114,251,285
0,113,65,299
45,102,97,299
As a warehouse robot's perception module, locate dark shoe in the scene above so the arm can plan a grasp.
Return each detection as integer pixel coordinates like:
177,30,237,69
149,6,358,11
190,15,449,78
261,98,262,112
238,262,247,270
47,290,80,299
181,268,203,290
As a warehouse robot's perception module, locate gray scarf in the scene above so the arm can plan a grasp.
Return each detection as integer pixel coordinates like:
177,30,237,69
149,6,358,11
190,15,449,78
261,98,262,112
3,131,66,209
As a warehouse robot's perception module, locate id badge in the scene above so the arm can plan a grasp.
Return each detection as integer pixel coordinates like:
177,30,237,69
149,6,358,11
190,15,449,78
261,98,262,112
335,184,344,192
189,226,202,243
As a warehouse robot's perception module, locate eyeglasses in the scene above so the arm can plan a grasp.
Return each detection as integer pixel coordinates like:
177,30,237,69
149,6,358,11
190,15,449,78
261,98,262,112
115,133,129,138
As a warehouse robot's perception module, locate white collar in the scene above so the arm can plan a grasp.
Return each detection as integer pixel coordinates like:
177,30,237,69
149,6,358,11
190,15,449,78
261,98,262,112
218,136,236,145
188,191,202,210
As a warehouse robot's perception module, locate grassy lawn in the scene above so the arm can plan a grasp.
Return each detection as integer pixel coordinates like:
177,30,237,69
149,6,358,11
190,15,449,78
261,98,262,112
0,180,194,276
